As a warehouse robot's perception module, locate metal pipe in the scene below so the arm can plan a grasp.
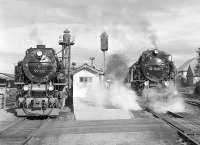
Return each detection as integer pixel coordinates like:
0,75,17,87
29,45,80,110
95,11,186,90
103,51,105,74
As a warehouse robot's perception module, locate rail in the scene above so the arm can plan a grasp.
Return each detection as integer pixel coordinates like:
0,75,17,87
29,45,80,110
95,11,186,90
0,118,25,134
0,117,49,145
146,108,200,145
20,119,49,145
185,98,200,106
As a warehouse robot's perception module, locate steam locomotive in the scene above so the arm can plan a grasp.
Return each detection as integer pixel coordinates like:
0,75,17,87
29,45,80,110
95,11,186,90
15,45,71,116
126,49,176,95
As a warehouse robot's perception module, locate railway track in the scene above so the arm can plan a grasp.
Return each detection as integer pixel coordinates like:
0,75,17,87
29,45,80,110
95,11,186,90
0,117,49,145
185,98,200,107
0,109,75,145
146,108,200,145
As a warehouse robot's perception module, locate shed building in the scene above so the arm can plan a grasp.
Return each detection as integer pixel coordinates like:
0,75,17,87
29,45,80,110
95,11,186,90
0,73,14,88
72,63,103,98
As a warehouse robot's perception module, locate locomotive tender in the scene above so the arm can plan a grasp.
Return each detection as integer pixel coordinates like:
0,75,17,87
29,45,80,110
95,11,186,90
126,49,176,95
15,45,68,116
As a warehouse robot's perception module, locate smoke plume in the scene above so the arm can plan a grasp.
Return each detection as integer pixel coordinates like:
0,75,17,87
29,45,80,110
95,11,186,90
148,32,158,49
105,54,129,81
143,83,185,113
30,27,42,44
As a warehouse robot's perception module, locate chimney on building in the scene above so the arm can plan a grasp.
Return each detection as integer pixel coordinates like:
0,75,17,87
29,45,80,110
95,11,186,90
89,57,95,68
72,62,76,70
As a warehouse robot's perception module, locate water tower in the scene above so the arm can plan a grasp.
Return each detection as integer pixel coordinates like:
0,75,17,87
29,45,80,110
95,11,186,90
58,29,75,97
100,32,108,74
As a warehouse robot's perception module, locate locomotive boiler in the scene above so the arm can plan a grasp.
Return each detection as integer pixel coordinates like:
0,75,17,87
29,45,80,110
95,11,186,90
15,45,70,116
126,49,176,95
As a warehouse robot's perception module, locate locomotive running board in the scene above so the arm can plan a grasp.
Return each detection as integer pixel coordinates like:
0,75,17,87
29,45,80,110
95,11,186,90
54,83,68,86
14,82,25,85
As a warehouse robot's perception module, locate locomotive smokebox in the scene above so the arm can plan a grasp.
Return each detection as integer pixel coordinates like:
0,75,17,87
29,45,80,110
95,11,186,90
36,45,45,49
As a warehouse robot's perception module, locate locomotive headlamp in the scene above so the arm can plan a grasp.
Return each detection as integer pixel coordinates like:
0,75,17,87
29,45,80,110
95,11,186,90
154,49,159,55
48,85,54,91
36,51,43,57
23,85,29,91
164,81,169,86
144,81,149,86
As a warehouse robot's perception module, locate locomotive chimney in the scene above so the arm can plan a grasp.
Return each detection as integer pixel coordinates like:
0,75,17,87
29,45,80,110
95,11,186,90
37,45,45,49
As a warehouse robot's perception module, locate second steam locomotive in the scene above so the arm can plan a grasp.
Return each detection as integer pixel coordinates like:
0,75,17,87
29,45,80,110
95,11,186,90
126,49,176,95
15,45,71,116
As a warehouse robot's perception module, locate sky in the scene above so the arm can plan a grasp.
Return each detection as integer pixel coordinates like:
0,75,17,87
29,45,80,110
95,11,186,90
1,0,200,73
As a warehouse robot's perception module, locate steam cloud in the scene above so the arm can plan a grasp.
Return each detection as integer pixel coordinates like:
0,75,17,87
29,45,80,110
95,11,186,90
143,83,185,113
78,81,141,111
77,53,141,111
137,20,159,49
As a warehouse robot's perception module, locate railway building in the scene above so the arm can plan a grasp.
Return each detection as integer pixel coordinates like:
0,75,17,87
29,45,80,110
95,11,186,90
0,73,14,88
178,48,200,86
72,63,103,98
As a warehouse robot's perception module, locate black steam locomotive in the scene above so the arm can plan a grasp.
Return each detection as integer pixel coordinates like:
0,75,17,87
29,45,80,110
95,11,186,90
126,49,176,95
15,45,70,116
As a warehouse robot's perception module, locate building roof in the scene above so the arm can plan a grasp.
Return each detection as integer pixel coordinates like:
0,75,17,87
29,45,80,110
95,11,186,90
187,65,194,76
178,57,198,72
0,73,14,81
72,63,103,75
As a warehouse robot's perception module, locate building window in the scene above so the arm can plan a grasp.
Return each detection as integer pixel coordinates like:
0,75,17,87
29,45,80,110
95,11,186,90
79,77,93,83
80,77,84,82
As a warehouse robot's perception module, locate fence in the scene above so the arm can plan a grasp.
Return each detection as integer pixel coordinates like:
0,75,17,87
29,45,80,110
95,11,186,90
0,87,17,109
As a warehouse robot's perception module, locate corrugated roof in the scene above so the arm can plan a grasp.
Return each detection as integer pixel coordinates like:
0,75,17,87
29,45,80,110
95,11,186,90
0,73,14,81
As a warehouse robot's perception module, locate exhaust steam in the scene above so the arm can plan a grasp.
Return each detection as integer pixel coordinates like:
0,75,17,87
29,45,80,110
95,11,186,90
143,83,185,113
80,81,141,110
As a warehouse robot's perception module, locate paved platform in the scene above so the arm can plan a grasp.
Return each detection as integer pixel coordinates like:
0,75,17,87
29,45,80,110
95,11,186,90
73,99,132,120
27,118,177,145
